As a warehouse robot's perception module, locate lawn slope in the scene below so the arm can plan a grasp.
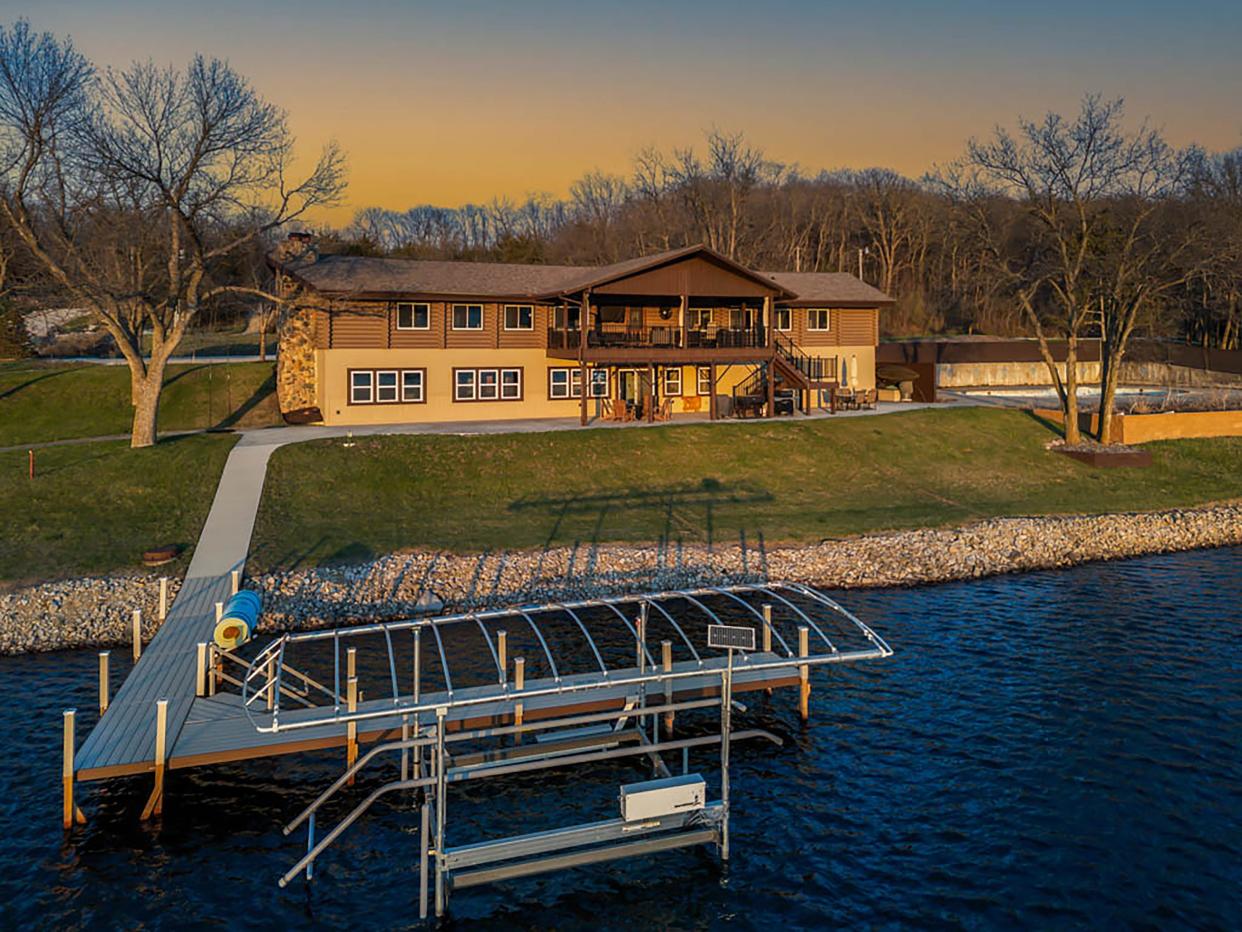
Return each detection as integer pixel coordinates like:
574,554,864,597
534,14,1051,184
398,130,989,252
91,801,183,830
0,433,236,584
0,361,280,446
249,407,1242,571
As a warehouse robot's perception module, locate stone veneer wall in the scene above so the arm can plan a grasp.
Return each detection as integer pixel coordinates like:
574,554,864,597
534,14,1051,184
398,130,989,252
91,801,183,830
276,306,318,414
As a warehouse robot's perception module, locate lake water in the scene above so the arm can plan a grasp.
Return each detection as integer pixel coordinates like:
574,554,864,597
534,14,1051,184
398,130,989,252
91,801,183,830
2,547,1239,929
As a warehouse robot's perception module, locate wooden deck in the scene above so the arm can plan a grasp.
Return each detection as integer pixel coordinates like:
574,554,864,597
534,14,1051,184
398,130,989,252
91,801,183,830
76,653,799,781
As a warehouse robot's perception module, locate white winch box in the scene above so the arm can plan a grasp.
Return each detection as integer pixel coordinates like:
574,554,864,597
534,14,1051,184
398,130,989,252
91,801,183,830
618,773,706,821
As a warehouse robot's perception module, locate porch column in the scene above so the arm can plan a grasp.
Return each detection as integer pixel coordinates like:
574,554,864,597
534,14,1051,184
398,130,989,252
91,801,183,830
709,362,718,420
679,294,688,348
579,290,590,426
647,363,656,423
766,360,776,417
763,295,772,345
579,363,588,426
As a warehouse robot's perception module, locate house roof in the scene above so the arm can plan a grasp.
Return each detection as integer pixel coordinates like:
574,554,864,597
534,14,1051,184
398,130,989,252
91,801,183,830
276,244,892,306
762,272,895,307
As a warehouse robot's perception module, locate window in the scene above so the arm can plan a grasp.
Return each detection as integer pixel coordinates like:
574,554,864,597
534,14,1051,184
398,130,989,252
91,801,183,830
478,369,499,400
455,367,523,402
663,367,682,397
349,368,426,404
549,367,603,399
808,308,831,331
697,366,713,396
452,304,484,330
590,368,608,397
401,370,424,403
396,302,430,330
504,304,533,330
549,368,575,399
553,305,580,330
376,370,398,403
730,308,757,330
350,370,374,404
599,306,627,324
501,369,522,399
774,307,792,331
688,308,713,330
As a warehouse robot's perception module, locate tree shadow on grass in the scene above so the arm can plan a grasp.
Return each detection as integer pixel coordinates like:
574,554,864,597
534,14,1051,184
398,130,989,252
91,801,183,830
0,365,84,401
1022,408,1067,439
214,370,276,429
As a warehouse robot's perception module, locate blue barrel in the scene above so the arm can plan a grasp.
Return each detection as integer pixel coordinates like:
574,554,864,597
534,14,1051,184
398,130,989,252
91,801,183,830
213,590,262,649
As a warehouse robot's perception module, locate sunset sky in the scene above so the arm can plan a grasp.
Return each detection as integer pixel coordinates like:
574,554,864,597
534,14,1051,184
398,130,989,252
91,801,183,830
9,0,1242,224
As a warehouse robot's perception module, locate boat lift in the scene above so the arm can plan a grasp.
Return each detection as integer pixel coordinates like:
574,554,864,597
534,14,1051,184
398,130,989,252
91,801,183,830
240,582,892,919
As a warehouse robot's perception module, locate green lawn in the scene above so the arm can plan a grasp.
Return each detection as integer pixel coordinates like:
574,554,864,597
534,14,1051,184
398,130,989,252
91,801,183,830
0,361,280,446
0,434,236,585
249,407,1242,571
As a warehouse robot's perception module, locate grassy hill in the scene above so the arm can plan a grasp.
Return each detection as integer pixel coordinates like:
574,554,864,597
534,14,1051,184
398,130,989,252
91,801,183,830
249,407,1242,571
0,361,280,447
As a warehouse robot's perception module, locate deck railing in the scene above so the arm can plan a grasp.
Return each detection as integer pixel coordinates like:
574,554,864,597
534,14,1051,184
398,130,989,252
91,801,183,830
548,325,769,351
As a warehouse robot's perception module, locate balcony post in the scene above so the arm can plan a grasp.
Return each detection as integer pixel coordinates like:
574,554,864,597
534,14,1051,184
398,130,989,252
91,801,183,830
679,294,688,348
579,290,590,426
647,363,656,422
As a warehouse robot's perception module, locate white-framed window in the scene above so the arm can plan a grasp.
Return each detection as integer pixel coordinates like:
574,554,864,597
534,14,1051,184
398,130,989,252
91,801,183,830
697,366,713,396
549,368,574,399
503,304,534,330
401,370,424,403
396,302,430,330
351,369,425,404
688,308,713,329
808,308,831,331
350,370,374,404
376,369,399,403
455,367,522,402
501,368,522,399
663,367,682,397
478,368,499,400
590,368,608,397
452,303,484,330
774,307,792,331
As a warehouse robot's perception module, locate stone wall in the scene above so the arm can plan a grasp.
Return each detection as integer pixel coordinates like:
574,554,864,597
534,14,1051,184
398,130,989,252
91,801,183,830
275,306,318,414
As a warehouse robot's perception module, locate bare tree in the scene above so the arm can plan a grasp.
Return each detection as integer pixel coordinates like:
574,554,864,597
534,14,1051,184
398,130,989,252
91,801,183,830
0,21,345,446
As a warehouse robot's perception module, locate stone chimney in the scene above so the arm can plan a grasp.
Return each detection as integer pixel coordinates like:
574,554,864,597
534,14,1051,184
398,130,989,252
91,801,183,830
272,231,318,266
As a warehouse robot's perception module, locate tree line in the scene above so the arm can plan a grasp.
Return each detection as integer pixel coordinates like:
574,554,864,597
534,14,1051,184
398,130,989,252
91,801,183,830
2,17,1239,448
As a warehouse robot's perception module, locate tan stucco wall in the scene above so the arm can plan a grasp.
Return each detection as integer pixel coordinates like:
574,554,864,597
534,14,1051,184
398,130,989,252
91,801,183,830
315,345,876,426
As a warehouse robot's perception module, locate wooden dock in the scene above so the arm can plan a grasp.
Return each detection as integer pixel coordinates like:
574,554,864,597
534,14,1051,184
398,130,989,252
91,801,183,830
77,652,799,781
75,573,233,781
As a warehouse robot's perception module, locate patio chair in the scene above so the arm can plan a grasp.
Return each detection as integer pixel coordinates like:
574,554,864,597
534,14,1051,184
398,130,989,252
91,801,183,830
654,398,674,421
860,388,877,409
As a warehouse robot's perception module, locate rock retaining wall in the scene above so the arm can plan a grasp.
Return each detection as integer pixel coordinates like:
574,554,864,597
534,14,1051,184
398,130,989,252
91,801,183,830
2,503,1239,655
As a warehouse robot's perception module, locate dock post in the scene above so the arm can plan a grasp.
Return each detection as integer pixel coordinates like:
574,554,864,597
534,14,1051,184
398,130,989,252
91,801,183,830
62,709,85,829
412,631,421,702
132,609,142,662
433,707,448,918
346,676,358,785
141,699,168,820
496,630,507,686
195,643,206,697
208,645,218,696
661,640,674,735
266,654,276,712
419,792,430,919
158,576,168,621
763,604,774,695
98,651,110,716
513,657,525,741
347,646,357,682
230,568,240,596
798,626,810,721
401,717,411,783
215,601,223,625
